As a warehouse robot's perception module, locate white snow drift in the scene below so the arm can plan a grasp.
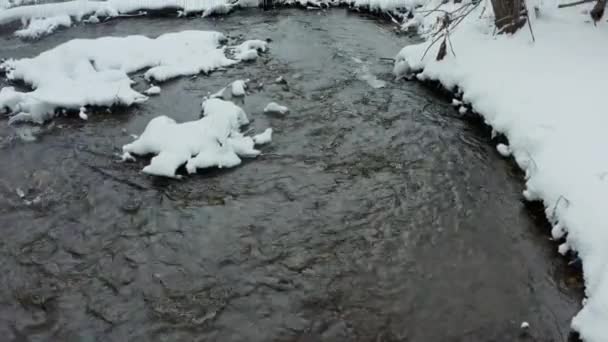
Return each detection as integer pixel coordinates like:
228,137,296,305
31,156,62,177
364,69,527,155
14,14,72,39
123,98,269,178
0,0,423,40
396,0,608,340
0,31,267,123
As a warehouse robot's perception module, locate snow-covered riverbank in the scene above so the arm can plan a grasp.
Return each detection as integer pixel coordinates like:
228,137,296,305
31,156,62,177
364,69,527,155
395,1,608,341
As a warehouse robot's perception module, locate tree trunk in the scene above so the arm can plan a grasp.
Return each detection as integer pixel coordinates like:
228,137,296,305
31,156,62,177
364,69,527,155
491,0,526,33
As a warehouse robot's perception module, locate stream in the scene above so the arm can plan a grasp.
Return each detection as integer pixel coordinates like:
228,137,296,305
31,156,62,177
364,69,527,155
0,8,582,342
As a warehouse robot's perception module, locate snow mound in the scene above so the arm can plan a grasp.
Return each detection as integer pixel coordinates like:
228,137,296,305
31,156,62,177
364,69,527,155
496,143,511,157
253,128,272,145
15,15,72,39
264,102,289,115
395,0,608,340
123,98,270,178
0,30,261,124
231,79,247,96
144,85,161,96
233,40,268,61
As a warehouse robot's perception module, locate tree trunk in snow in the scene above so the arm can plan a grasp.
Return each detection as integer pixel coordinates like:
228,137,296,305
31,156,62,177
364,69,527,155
491,0,527,33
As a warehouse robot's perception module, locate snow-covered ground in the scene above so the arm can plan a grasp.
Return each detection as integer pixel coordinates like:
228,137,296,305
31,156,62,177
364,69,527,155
0,0,425,39
0,30,267,123
395,1,608,340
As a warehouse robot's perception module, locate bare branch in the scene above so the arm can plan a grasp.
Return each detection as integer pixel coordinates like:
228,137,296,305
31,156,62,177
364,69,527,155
558,0,595,8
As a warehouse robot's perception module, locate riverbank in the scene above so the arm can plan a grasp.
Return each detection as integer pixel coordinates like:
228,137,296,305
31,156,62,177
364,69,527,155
395,1,608,341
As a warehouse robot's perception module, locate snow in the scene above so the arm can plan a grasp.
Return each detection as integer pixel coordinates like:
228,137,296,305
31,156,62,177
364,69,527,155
253,128,272,145
0,0,422,40
233,39,268,61
496,143,511,157
0,30,259,123
144,85,161,96
264,102,289,115
15,14,72,39
0,0,245,28
395,0,608,340
120,151,135,162
78,106,87,120
231,79,247,96
123,98,269,178
559,242,570,256
0,1,114,26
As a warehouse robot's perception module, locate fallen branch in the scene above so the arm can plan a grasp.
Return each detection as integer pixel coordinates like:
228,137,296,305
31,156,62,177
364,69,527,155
558,0,595,8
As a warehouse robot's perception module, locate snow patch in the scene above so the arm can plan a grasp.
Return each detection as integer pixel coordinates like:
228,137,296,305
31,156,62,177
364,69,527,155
496,143,511,157
123,98,268,178
231,80,247,97
144,86,161,96
253,128,272,145
0,30,262,124
15,14,72,39
264,102,289,115
233,40,268,61
78,106,87,120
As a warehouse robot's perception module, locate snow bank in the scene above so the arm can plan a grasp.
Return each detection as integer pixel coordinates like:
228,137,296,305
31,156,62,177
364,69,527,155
14,14,72,39
0,1,114,26
123,98,270,178
0,0,424,38
0,0,238,35
395,1,608,340
0,30,267,123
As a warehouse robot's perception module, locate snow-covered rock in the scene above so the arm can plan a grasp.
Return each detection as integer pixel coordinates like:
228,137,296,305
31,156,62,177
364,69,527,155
253,128,272,145
15,15,72,39
233,40,268,61
78,106,87,120
0,30,263,124
496,143,511,157
264,102,288,115
231,80,247,96
144,86,161,96
123,98,267,178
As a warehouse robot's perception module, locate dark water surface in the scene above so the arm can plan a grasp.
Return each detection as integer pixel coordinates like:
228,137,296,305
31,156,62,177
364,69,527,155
0,8,582,342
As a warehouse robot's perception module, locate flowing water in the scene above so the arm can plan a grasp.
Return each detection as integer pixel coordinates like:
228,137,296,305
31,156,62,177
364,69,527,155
0,8,582,342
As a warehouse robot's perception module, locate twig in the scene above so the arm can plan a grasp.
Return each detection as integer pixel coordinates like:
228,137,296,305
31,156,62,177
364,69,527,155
525,7,536,42
421,1,447,17
551,195,570,220
420,34,445,61
479,0,488,18
446,30,457,57
558,0,595,8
